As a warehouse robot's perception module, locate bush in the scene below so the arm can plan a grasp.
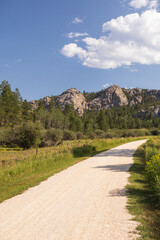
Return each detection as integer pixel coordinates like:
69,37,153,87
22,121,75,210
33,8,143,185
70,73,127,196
145,147,159,161
0,127,12,146
87,132,95,139
151,129,160,136
72,144,96,157
63,130,76,141
76,132,84,139
145,154,160,203
94,129,106,138
106,129,123,138
16,122,43,149
46,128,63,145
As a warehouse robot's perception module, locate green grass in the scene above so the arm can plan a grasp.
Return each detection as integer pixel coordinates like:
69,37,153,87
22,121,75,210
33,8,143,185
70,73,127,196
0,137,147,203
127,144,160,240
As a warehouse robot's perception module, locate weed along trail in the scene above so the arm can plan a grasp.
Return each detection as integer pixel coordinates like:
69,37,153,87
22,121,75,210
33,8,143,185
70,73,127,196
0,140,146,240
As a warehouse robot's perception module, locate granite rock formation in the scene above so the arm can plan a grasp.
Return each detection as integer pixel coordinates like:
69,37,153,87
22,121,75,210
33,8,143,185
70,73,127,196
30,85,160,115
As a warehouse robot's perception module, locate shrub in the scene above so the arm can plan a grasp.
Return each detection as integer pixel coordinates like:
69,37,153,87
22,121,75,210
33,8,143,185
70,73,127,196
87,132,95,139
145,154,160,203
106,129,123,138
72,144,96,157
47,128,63,145
76,132,84,139
145,147,159,161
16,122,43,149
63,130,76,141
0,127,12,146
151,129,160,136
94,129,106,138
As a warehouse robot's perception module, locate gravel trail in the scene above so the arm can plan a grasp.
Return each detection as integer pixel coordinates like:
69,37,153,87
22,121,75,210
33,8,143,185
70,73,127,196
0,140,146,240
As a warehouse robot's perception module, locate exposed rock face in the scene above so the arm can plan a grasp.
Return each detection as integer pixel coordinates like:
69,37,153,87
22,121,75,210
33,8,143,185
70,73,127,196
43,97,51,108
30,85,160,116
153,106,160,117
146,90,160,99
124,88,142,96
130,95,143,107
30,100,38,111
88,85,128,110
55,88,88,116
135,106,160,119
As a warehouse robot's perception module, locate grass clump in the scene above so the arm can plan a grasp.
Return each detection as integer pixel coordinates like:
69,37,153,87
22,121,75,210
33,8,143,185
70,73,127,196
72,145,96,157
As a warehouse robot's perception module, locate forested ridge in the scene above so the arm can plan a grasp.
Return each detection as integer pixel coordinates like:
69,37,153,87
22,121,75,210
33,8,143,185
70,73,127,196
0,80,160,149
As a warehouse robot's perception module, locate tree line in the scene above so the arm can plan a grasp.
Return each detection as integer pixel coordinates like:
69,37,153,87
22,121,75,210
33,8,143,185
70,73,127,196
0,80,160,149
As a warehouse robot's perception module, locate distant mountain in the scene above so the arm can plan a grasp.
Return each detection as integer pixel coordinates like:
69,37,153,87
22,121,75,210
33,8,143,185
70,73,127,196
30,85,160,117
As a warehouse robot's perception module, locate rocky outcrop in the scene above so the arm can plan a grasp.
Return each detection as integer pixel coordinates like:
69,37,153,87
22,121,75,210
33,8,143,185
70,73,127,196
88,85,128,110
153,106,160,117
30,85,160,116
30,100,38,111
43,97,51,108
146,89,160,99
130,95,143,107
124,88,142,96
135,106,160,119
55,88,88,116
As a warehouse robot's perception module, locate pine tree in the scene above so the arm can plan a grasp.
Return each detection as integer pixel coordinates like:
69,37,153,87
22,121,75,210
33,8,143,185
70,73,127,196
0,80,21,126
21,100,33,121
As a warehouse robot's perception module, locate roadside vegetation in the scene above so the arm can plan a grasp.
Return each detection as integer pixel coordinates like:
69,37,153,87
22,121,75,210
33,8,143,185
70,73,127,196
127,137,160,240
0,137,146,203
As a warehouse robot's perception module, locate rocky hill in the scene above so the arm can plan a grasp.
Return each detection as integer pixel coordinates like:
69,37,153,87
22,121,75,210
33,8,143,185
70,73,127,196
30,85,160,116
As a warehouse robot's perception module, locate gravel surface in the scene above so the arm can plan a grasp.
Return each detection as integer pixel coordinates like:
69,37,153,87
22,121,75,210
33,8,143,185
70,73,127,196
0,140,146,240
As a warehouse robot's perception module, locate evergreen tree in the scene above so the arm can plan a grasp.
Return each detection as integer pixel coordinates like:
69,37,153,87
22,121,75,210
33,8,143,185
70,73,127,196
21,100,33,121
0,80,21,126
97,110,108,131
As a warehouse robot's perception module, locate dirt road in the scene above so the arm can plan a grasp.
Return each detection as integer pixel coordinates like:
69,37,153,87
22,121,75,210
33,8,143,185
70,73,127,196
0,140,146,240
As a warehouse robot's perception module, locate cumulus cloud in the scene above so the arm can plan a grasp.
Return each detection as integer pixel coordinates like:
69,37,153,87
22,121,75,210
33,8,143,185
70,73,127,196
66,32,88,38
129,0,158,9
72,17,84,24
148,0,159,9
61,10,160,69
129,0,149,9
61,43,87,59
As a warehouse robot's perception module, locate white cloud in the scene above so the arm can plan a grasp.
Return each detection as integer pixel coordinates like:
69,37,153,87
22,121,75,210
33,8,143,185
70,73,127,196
72,17,84,24
66,32,88,38
102,83,112,89
61,10,160,69
148,0,159,9
14,58,22,63
129,0,149,9
129,0,158,9
61,43,87,59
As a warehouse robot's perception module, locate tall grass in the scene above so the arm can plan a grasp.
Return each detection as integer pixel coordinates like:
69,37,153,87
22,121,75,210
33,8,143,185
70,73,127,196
127,144,160,240
143,137,160,205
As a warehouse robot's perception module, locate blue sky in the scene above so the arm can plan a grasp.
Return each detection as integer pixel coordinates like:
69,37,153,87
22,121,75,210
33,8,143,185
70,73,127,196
0,0,160,100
